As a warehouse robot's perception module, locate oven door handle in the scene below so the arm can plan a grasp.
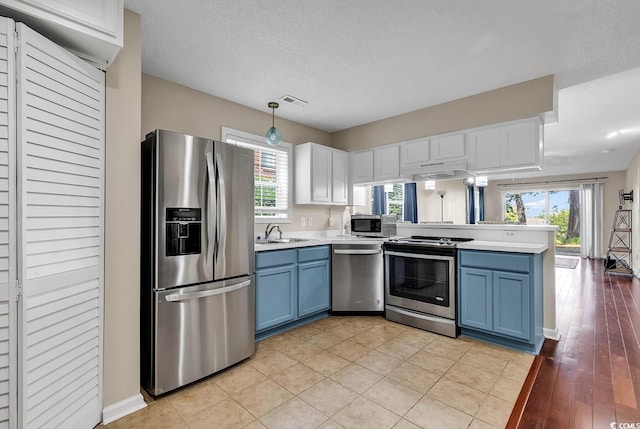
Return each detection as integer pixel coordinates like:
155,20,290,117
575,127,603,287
334,249,381,255
384,251,454,261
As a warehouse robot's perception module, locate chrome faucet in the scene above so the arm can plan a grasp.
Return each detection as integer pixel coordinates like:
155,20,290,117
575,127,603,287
264,223,282,240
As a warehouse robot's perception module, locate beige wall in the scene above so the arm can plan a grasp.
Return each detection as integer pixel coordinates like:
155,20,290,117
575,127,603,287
416,180,468,224
331,75,555,152
625,146,640,273
141,75,345,235
483,171,626,255
104,10,142,407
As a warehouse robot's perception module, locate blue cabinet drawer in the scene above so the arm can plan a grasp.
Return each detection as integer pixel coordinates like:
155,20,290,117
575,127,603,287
256,249,297,269
298,245,330,262
459,250,531,273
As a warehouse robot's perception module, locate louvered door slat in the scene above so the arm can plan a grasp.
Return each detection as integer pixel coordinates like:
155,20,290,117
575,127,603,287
17,23,103,429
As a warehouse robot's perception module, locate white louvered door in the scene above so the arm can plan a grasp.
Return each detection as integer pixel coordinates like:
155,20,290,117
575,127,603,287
0,17,16,429
16,23,104,428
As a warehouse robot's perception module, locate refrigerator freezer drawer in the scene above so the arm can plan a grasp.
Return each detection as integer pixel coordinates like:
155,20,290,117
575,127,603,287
145,275,255,395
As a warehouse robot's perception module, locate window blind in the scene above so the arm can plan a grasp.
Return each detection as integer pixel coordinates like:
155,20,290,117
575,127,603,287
223,130,291,220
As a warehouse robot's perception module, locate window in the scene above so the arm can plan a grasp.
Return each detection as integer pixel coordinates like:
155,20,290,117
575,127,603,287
370,184,404,218
503,188,581,253
386,184,404,218
222,127,292,222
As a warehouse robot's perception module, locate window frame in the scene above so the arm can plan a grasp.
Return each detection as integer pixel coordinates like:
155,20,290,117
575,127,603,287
222,127,292,223
501,186,580,225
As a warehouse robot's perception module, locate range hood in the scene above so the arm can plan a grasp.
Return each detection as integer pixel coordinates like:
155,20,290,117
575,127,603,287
403,160,474,181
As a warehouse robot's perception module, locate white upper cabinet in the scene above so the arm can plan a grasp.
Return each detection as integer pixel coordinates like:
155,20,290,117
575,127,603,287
352,144,402,184
399,137,430,171
351,150,374,184
332,150,348,204
468,117,543,173
374,144,400,181
295,142,348,205
0,0,123,68
430,132,466,162
399,132,467,176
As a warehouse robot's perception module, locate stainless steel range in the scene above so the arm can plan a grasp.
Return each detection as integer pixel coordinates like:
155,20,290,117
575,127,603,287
383,236,474,337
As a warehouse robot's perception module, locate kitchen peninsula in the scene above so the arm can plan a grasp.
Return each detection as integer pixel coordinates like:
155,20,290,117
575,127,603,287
256,222,559,346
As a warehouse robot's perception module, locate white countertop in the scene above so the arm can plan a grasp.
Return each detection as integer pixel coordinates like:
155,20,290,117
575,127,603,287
256,235,547,254
255,236,383,252
457,240,548,254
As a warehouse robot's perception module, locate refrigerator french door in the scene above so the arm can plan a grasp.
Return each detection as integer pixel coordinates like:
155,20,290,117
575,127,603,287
141,130,255,395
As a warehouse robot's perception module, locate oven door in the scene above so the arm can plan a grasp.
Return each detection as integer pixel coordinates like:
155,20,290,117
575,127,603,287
384,250,455,319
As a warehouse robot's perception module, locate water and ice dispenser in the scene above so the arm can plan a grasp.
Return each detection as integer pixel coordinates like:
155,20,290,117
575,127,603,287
165,208,202,256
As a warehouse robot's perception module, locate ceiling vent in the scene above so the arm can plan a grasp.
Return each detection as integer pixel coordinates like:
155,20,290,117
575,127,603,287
279,94,308,107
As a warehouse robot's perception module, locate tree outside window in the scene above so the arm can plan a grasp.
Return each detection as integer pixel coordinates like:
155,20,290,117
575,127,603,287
503,189,580,252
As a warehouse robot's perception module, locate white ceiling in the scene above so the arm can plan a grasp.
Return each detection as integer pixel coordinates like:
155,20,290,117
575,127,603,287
123,0,640,178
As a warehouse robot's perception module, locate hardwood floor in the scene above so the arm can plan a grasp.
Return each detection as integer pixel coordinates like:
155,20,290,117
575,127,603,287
513,257,640,428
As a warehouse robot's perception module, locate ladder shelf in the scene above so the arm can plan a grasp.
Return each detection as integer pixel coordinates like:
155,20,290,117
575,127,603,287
605,209,632,274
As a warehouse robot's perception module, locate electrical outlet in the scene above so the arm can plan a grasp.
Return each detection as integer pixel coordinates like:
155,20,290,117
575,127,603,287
328,216,334,227
308,216,313,227
301,217,306,227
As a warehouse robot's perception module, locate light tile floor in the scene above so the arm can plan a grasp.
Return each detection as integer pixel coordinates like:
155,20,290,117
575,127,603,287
105,316,534,429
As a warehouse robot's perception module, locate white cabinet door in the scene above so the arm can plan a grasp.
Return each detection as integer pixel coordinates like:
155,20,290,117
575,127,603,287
332,150,348,204
400,137,430,170
468,117,542,172
468,127,503,171
311,144,332,203
430,133,466,162
502,119,540,168
351,150,374,184
295,143,348,205
0,17,16,429
17,23,104,429
374,145,400,181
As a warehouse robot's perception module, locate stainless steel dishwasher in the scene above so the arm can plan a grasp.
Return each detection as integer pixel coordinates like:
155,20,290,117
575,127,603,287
332,242,384,312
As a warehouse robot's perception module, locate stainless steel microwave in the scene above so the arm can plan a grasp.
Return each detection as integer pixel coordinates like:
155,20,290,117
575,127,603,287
350,214,397,237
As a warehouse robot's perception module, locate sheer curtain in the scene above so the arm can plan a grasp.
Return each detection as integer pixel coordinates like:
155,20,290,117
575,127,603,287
580,183,604,258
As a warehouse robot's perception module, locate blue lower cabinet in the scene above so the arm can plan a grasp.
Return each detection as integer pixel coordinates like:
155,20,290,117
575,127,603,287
255,264,296,331
458,249,543,354
298,260,330,317
255,245,331,340
493,270,530,341
459,267,492,331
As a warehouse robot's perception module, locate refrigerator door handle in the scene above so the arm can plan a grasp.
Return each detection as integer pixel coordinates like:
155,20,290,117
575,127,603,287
215,152,227,272
205,150,215,264
165,280,252,302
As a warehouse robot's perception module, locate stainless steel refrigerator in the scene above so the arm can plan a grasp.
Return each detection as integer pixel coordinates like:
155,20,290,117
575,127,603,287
140,129,255,395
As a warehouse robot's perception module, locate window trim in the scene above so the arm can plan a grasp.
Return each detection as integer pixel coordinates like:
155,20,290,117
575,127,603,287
221,127,292,223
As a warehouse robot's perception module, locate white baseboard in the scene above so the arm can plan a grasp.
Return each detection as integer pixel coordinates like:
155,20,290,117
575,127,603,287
102,393,147,424
543,328,561,341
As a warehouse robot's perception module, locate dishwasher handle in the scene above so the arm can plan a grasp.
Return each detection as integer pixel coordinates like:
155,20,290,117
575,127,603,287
333,249,382,255
165,280,251,302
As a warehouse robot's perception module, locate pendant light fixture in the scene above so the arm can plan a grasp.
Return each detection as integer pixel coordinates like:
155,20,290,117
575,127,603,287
265,101,281,145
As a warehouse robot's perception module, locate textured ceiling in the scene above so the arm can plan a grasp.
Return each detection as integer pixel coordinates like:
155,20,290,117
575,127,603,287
124,0,640,176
